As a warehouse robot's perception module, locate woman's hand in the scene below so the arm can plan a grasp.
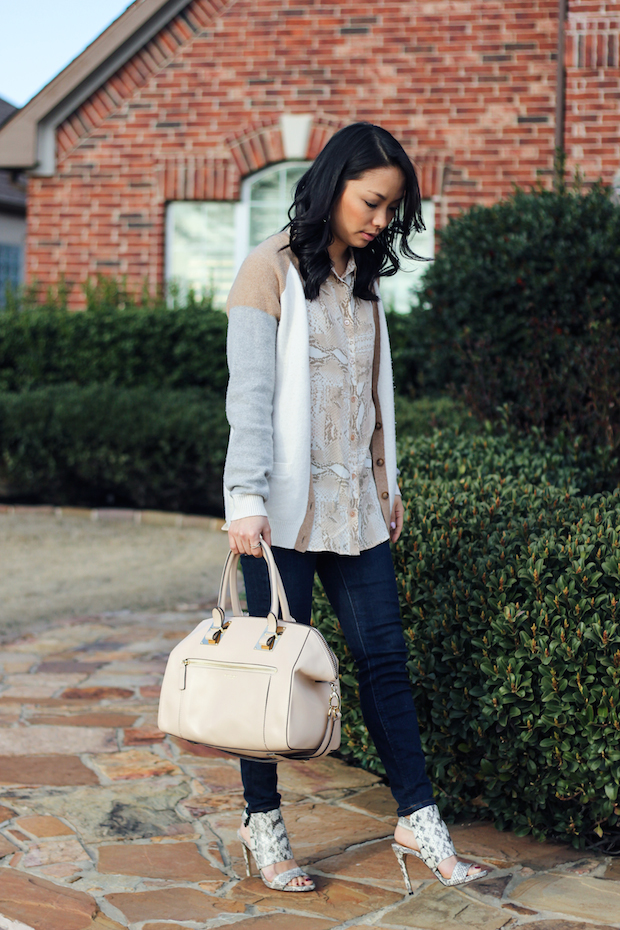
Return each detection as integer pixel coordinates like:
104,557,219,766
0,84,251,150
390,495,404,544
228,516,272,557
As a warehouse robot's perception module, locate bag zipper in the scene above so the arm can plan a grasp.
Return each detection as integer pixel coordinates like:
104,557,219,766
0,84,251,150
180,658,276,689
311,628,339,679
183,658,276,673
181,639,338,684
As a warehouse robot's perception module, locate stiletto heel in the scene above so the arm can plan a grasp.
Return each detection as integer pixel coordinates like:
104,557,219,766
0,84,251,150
240,841,252,877
237,808,315,892
392,842,413,894
393,804,488,891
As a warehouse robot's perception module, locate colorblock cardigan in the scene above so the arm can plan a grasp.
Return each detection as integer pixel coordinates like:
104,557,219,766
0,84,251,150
223,231,399,552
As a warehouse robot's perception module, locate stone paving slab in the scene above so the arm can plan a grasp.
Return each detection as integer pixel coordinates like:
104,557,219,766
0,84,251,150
0,726,117,755
512,873,620,923
0,755,100,787
448,822,589,871
223,917,338,930
382,881,513,928
0,604,619,930
97,841,226,883
312,836,427,892
512,920,617,930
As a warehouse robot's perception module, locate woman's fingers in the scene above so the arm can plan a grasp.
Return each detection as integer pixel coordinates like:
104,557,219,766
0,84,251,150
390,496,404,543
228,516,272,557
228,530,259,557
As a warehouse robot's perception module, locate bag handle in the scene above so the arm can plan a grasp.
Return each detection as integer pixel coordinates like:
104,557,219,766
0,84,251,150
212,540,293,634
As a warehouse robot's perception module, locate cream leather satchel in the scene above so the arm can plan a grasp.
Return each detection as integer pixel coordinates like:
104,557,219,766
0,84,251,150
158,541,341,761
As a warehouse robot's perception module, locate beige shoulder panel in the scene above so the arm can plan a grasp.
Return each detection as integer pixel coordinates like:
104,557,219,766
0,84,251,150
226,231,293,321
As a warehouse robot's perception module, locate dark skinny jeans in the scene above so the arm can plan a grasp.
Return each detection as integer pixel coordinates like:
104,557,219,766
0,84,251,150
240,541,434,819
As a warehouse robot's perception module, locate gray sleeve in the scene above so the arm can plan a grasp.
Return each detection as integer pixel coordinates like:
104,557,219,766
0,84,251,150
224,306,277,515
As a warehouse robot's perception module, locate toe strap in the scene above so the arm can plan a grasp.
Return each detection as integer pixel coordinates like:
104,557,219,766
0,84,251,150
446,860,472,885
269,866,312,890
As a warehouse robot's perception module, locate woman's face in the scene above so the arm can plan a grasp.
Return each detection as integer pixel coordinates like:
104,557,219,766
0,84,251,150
329,165,406,254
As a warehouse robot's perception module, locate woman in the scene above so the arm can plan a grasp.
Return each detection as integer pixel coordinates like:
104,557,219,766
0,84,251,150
224,122,487,893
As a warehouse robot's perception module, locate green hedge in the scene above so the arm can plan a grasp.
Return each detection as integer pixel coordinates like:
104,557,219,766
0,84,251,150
395,395,479,441
409,184,620,462
313,429,620,848
0,385,228,515
0,300,228,394
0,386,474,515
0,295,420,400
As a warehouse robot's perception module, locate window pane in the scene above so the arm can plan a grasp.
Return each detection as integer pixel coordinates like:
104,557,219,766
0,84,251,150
285,167,305,196
249,205,283,248
250,173,280,202
0,244,22,304
379,201,435,313
247,163,307,251
167,202,236,307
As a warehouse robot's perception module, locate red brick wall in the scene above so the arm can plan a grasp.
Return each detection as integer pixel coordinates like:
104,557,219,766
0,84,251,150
26,0,620,307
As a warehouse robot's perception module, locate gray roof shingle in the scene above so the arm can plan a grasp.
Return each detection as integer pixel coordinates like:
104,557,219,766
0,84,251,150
0,97,17,127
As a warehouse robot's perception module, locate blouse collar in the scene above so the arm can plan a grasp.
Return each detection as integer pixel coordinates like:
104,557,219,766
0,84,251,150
331,251,357,284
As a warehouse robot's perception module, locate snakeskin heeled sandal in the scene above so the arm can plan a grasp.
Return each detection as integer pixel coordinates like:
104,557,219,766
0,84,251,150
237,808,315,892
392,804,488,893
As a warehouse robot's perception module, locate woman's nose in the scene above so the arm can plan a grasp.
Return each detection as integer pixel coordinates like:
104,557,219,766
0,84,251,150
373,209,388,231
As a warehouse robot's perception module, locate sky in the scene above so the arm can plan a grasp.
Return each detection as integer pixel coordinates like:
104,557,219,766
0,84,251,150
0,0,133,108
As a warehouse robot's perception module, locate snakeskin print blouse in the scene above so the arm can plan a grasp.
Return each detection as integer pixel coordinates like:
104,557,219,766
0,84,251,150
306,255,389,554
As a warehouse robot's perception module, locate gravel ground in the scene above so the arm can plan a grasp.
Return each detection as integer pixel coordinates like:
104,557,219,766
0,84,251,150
0,512,231,641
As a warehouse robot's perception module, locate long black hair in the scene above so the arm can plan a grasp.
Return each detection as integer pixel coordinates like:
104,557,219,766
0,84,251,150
287,122,424,301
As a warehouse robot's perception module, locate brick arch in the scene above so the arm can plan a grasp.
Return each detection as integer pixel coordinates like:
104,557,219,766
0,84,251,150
413,153,455,200
228,122,452,201
157,121,453,205
226,121,286,176
161,155,240,202
226,116,343,178
159,116,344,203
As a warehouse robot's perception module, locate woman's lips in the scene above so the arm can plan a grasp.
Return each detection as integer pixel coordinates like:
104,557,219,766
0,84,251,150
360,232,376,242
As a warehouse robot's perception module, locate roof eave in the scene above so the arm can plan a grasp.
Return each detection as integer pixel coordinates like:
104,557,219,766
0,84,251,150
0,0,192,174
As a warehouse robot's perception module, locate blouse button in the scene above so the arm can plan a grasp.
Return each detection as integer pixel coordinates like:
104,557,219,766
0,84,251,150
381,491,389,500
375,422,382,430
350,433,355,441
376,458,384,466
344,319,351,326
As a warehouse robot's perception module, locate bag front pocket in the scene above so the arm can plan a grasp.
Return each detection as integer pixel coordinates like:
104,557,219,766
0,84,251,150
179,659,276,751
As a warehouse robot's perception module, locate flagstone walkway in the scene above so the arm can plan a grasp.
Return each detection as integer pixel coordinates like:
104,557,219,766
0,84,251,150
1,520,619,929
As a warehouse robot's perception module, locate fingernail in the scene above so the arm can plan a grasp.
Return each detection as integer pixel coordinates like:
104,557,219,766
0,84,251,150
390,522,396,529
